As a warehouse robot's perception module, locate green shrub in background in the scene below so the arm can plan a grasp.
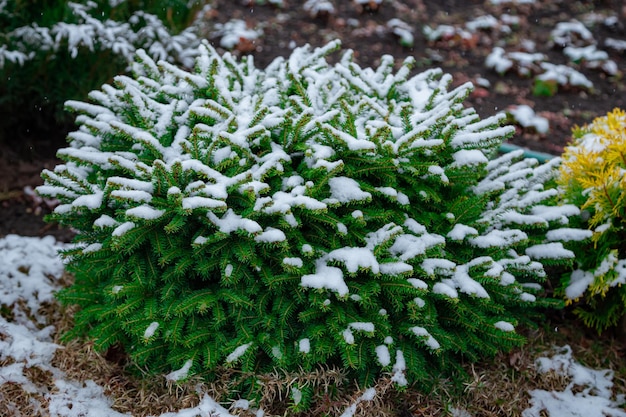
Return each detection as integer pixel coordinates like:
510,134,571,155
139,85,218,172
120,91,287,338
0,0,203,149
557,108,626,332
38,40,585,408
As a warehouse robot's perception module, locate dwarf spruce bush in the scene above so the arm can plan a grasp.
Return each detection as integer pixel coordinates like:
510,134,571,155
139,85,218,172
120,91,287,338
39,40,583,405
557,108,626,332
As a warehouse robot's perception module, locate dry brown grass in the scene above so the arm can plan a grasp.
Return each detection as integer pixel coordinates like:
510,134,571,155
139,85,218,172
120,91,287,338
0,360,51,417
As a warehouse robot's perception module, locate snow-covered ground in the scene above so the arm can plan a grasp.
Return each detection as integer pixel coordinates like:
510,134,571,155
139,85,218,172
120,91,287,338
1,234,625,416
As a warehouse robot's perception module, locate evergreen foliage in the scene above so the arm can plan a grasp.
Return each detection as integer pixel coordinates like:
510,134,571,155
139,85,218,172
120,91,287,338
39,40,583,406
556,108,626,332
0,0,204,145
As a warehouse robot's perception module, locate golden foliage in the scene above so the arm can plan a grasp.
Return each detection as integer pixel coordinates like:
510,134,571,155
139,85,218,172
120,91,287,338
559,108,626,231
558,108,626,331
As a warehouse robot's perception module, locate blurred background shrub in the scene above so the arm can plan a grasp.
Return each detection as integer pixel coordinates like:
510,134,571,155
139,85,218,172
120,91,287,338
0,0,204,156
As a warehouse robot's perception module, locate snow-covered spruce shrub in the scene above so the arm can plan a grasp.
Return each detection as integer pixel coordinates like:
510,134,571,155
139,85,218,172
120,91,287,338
39,40,582,406
557,109,626,332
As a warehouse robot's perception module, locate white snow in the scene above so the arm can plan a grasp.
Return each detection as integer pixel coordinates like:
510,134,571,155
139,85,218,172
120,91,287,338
523,346,626,417
48,380,130,417
551,20,594,46
326,247,380,274
546,228,593,242
379,261,413,275
375,345,391,366
538,62,593,89
159,395,235,417
427,165,449,183
376,186,410,205
451,149,488,167
292,387,302,405
254,227,286,243
452,265,490,298
283,257,304,268
351,210,364,219
342,328,355,344
494,321,515,332
110,189,152,203
564,45,609,63
508,105,549,134
231,399,249,411
349,322,375,332
212,19,262,50
407,278,428,290
0,235,66,320
72,191,104,209
213,146,234,165
531,204,580,223
447,224,479,241
321,123,376,151
409,326,441,350
390,350,407,386
112,221,135,237
261,189,327,215
606,37,626,53
526,242,575,260
389,232,445,261
433,281,459,299
485,46,514,74
106,177,153,193
226,343,252,363
143,321,159,339
165,359,193,382
564,252,626,300
421,258,456,276
182,196,227,210
301,263,349,296
207,209,262,235
365,224,404,249
470,229,528,248
94,214,119,228
327,177,372,203
387,18,414,47
299,338,311,354
126,204,165,220
339,387,377,417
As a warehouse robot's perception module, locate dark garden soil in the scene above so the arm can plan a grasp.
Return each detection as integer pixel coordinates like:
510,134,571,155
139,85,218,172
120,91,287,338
1,0,625,240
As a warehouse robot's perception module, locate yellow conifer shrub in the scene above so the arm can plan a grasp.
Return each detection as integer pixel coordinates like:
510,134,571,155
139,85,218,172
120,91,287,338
558,108,626,332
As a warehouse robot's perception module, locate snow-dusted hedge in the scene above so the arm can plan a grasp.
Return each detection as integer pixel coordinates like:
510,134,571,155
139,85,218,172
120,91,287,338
557,108,626,332
0,0,204,142
0,1,202,69
39,40,583,407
